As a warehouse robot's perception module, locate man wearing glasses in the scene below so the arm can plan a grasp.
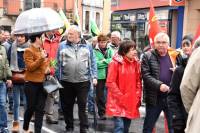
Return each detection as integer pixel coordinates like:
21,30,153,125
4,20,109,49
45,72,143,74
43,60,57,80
141,32,179,133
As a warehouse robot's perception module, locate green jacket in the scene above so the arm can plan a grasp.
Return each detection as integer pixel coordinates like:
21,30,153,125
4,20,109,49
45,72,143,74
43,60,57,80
0,44,12,83
94,45,114,79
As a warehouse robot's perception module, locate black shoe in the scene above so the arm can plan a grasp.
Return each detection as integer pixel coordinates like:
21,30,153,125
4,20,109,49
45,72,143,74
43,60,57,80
8,109,13,114
31,118,35,122
66,127,73,133
46,116,58,124
58,112,64,120
80,128,89,133
99,115,106,120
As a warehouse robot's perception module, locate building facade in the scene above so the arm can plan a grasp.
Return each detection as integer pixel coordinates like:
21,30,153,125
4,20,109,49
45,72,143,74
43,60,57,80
0,0,111,35
111,0,188,50
183,0,200,36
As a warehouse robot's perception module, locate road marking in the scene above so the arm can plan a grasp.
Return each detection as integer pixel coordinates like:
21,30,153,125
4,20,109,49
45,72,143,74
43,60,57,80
19,117,57,133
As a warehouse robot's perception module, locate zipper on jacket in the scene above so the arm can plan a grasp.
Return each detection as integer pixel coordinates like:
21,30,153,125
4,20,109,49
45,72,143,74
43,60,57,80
74,44,78,80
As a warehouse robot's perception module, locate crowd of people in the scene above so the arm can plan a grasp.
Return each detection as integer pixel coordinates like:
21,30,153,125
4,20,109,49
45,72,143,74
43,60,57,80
0,24,200,133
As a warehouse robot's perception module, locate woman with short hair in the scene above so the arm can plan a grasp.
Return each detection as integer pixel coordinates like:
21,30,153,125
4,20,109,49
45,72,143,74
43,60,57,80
23,33,49,133
106,40,142,133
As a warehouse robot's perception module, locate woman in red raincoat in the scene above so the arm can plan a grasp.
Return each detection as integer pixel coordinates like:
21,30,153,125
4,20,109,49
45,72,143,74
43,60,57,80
106,40,142,133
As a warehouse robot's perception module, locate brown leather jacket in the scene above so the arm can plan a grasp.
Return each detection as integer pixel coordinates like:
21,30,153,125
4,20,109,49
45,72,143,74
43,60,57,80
23,45,48,83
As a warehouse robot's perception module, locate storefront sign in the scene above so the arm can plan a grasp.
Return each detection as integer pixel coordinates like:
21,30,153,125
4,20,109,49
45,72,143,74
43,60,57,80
111,0,119,6
136,13,146,20
171,0,185,6
130,14,136,21
123,14,130,21
112,13,130,21
147,10,169,20
112,14,122,21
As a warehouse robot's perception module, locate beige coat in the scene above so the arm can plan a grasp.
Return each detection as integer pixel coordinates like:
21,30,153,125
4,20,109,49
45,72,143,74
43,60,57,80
180,47,200,133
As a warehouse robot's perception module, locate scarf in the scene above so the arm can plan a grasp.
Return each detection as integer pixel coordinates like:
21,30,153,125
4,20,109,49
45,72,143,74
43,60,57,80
10,41,30,71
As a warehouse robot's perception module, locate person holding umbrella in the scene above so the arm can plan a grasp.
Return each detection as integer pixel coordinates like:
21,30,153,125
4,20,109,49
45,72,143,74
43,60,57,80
13,8,64,133
23,33,49,133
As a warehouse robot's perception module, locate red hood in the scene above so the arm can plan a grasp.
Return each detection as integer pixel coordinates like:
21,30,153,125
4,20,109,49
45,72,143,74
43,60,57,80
112,53,138,64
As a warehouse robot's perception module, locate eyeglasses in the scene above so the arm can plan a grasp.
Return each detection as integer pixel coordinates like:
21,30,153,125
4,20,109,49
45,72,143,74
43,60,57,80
99,41,107,44
155,41,168,45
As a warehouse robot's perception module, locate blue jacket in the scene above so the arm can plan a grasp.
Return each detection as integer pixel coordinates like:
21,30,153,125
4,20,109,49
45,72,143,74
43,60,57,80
56,40,97,83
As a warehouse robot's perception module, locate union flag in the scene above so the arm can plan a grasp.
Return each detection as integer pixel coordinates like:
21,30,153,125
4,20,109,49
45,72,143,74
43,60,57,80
148,0,162,48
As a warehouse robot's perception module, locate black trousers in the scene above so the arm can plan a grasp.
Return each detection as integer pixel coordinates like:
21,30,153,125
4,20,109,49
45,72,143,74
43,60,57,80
60,81,90,132
174,126,185,133
96,79,106,117
23,82,47,133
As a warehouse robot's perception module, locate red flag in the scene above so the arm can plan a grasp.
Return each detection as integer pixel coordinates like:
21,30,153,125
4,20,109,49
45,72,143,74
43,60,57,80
148,0,162,47
192,24,200,45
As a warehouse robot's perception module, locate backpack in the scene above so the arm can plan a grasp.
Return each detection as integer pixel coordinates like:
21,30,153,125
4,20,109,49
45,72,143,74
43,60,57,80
0,45,12,81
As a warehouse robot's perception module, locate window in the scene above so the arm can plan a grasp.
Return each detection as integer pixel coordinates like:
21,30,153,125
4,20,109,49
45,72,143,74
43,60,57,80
24,0,41,10
111,0,119,6
96,12,100,28
85,11,90,31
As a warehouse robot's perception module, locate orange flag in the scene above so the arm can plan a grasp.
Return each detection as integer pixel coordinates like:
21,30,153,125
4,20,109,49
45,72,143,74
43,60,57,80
148,0,162,47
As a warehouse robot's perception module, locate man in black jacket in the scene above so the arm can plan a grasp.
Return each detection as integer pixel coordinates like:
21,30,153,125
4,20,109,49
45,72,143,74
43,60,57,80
141,32,179,133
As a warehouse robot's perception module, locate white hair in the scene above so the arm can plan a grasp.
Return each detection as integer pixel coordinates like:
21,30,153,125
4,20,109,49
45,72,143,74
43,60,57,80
111,31,121,39
154,32,170,44
68,25,81,36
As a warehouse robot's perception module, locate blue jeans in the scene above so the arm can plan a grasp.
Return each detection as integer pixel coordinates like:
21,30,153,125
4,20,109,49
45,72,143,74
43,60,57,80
13,84,26,121
0,82,8,130
114,117,131,133
143,97,173,133
7,86,13,111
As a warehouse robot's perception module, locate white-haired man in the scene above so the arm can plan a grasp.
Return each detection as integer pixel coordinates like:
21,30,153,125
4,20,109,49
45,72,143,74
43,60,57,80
110,31,121,53
141,32,179,133
56,25,97,133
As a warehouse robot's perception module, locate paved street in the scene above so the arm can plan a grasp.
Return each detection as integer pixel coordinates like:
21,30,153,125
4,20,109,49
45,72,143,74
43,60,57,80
7,105,165,133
